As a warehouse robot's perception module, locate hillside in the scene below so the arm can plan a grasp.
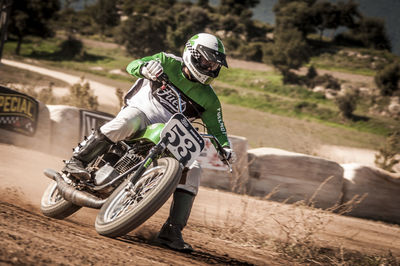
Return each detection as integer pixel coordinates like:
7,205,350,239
0,58,382,167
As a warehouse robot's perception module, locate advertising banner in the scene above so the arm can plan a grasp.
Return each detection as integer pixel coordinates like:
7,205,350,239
79,109,114,139
0,86,39,136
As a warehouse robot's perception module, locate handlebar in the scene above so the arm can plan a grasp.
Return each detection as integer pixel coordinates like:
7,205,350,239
201,134,233,173
156,73,233,173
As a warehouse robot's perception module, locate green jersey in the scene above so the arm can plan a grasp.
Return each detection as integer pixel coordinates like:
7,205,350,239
126,52,230,148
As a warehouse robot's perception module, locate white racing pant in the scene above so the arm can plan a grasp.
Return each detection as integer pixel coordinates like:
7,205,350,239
100,105,201,195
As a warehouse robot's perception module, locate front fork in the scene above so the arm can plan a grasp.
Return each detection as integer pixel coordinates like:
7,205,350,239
128,136,169,185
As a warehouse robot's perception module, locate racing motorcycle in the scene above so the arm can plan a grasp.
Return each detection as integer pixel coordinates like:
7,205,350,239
40,73,232,238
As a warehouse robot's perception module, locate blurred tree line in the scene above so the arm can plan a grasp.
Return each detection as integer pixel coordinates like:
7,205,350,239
4,0,398,98
270,0,392,82
5,0,392,66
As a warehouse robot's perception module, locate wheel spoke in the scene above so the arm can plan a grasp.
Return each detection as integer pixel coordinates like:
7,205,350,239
46,182,63,205
104,165,167,223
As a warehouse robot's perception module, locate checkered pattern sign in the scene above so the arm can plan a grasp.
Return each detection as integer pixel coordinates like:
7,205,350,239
0,116,19,124
0,86,38,136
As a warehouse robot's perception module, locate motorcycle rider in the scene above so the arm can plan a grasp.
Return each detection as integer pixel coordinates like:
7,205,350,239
63,33,236,252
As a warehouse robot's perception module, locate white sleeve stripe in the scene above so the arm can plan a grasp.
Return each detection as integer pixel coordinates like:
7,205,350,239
162,52,183,62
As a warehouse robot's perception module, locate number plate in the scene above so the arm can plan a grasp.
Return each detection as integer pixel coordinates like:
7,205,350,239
161,114,205,166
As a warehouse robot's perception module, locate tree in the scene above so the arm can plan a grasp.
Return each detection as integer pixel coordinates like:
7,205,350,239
274,1,315,38
8,0,60,54
336,0,361,29
311,1,341,40
218,0,259,17
272,1,312,83
197,0,210,9
56,0,79,37
216,0,262,42
117,0,181,56
374,62,400,96
273,0,362,42
272,26,311,83
335,90,358,119
117,14,167,57
355,17,391,50
0,0,13,61
89,0,120,37
120,0,176,16
166,6,210,54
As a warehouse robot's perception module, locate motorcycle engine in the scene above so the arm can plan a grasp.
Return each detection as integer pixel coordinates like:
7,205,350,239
93,146,143,186
94,163,119,186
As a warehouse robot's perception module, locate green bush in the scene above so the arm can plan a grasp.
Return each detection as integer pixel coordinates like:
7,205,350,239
294,101,318,113
375,131,400,172
309,74,340,90
335,91,358,119
58,37,85,60
374,62,400,96
306,65,318,80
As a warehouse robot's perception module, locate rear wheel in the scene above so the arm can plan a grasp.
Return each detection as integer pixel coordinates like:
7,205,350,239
41,181,81,219
95,157,182,237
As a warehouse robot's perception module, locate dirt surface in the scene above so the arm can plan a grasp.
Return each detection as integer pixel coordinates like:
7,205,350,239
1,143,400,265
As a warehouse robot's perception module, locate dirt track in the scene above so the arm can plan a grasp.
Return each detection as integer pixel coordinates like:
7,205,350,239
0,144,283,265
0,58,399,265
1,143,400,265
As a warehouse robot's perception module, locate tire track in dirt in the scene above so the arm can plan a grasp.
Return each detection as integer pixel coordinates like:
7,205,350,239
0,199,256,265
119,234,254,266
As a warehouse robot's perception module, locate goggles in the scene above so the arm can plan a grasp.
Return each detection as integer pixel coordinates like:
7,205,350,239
199,55,221,71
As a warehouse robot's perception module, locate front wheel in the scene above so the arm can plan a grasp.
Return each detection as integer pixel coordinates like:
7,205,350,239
41,181,81,219
95,157,182,237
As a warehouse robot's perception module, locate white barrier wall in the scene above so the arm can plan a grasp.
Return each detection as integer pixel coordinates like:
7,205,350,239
199,135,249,194
247,148,344,209
342,163,400,224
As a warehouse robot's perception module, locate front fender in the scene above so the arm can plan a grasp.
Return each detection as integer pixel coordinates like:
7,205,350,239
127,123,165,144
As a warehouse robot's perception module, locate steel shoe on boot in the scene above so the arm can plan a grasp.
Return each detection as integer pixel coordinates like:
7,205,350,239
157,222,193,252
63,130,113,180
63,157,90,180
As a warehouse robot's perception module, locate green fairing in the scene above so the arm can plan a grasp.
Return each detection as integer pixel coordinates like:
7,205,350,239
127,123,165,144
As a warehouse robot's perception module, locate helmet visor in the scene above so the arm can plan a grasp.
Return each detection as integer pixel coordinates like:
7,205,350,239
191,55,221,78
197,44,228,68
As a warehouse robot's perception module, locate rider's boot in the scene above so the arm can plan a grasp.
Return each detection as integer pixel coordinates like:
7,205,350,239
156,189,195,253
63,129,113,180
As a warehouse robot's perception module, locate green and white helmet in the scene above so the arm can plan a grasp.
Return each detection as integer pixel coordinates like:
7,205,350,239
183,33,228,85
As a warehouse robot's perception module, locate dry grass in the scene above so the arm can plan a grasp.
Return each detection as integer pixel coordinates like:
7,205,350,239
200,176,398,265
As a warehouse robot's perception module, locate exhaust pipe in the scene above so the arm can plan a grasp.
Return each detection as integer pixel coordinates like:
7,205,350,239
44,168,107,209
